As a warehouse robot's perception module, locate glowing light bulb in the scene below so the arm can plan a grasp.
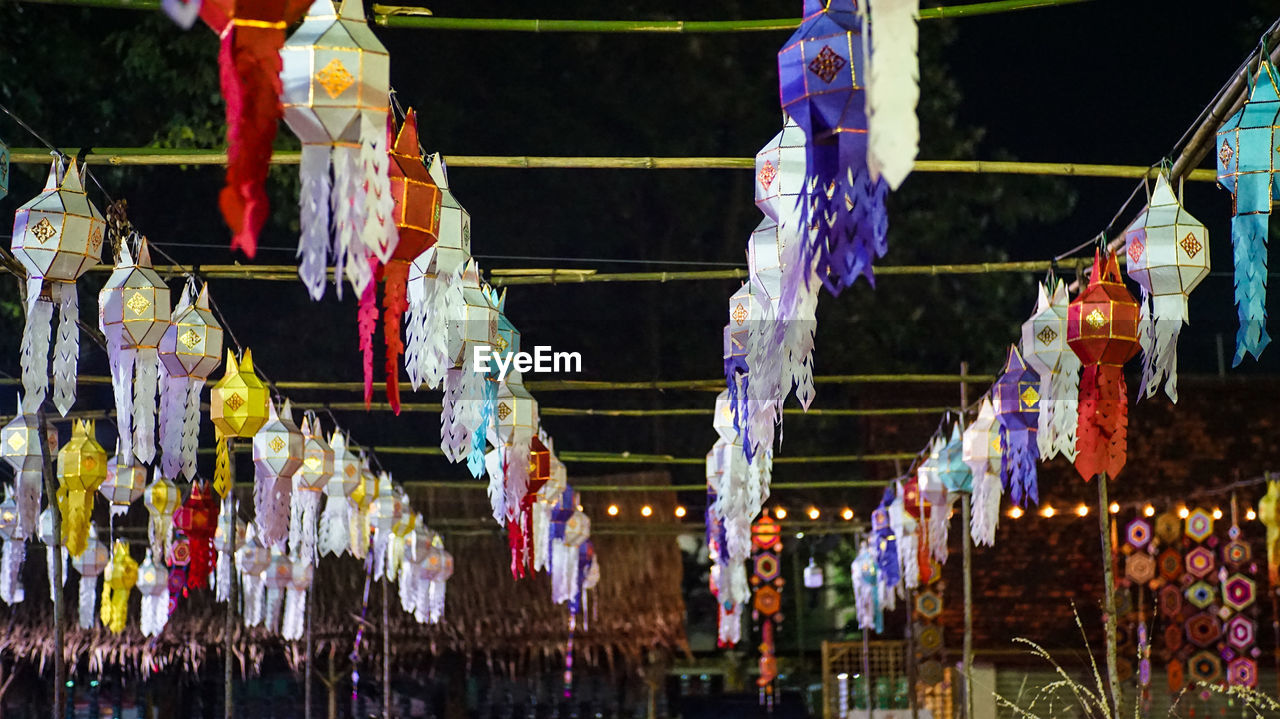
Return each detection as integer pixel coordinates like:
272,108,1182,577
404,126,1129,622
841,508,854,521
775,507,787,520
607,504,619,517
674,506,687,518
1041,506,1056,518
1143,505,1156,517
807,507,820,520
1247,508,1258,521
1008,507,1024,519
1178,506,1190,519
1076,505,1089,517
1212,508,1223,520
641,505,653,518
1109,502,1120,514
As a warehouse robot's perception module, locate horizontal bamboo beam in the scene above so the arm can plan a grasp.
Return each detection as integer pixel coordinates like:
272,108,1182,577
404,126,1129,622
7,148,1216,182
371,446,918,464
394,480,889,491
13,0,1095,28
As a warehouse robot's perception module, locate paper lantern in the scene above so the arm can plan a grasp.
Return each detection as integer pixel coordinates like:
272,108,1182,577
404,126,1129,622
993,345,1040,506
282,0,395,300
937,425,971,494
158,282,223,480
57,420,107,557
357,110,442,414
136,552,169,637
1216,59,1280,365
778,0,888,295
724,278,773,463
369,472,400,577
963,397,1002,547
70,529,109,629
0,493,24,606
173,480,220,591
197,0,311,256
236,532,271,627
99,238,171,464
252,400,303,549
262,550,294,633
102,453,147,516
1020,277,1080,461
209,348,270,496
144,471,180,564
100,540,138,634
11,159,105,416
1124,173,1211,401
439,261,498,466
280,557,315,640
419,536,452,624
1068,250,1140,480
754,117,807,224
317,430,357,558
1,401,42,537
485,372,538,523
213,504,245,603
291,416,331,564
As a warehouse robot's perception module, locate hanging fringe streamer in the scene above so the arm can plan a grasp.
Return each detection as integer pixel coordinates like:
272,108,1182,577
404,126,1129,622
994,346,1040,506
382,262,410,414
333,146,373,300
78,572,98,629
0,540,24,605
468,377,496,477
297,144,332,301
100,541,137,634
360,111,398,264
282,585,307,640
440,368,468,462
159,369,187,479
866,0,920,190
1216,61,1279,365
999,426,1038,507
20,282,54,415
1074,365,1129,480
289,487,321,565
215,497,235,603
970,465,1001,547
359,265,380,408
254,472,291,551
318,491,353,557
138,553,169,637
52,287,79,416
133,349,160,463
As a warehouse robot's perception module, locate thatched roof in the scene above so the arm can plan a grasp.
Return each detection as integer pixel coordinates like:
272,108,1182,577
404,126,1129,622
0,471,687,676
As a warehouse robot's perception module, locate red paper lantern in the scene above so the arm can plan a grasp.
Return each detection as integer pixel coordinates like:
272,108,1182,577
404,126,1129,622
1067,250,1140,480
360,110,443,413
173,480,220,590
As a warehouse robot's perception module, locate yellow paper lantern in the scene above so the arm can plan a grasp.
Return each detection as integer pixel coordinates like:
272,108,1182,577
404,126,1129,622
57,420,107,556
100,540,138,634
209,348,269,496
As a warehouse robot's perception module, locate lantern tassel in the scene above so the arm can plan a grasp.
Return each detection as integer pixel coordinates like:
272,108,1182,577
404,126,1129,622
77,572,97,629
746,302,782,461
399,559,417,614
428,577,446,623
467,374,496,477
456,367,486,470
1231,189,1271,365
20,285,53,414
289,489,321,565
241,571,265,627
61,491,91,558
254,468,291,550
317,493,352,558
216,542,232,603
281,587,306,640
866,0,920,190
159,369,187,479
485,448,508,525
45,545,67,601
348,505,370,560
927,495,951,563
999,426,1038,507
17,470,41,541
969,465,1001,547
440,368,467,462
182,380,204,480
264,585,284,633
333,146,373,300
297,144,332,301
52,286,79,417
214,435,231,498
133,348,160,463
799,136,890,296
358,267,380,409
0,540,25,605
1049,356,1081,462
1074,364,1129,480
360,111,399,264
412,570,431,623
382,262,410,414
1143,293,1189,403
110,349,136,464
504,441,531,525
403,268,433,391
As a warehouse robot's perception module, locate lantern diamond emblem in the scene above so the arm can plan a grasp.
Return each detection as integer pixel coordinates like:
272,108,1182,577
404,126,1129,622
1019,385,1040,409
494,333,508,353
88,225,103,252
1180,232,1203,259
31,217,56,243
1085,308,1107,329
1127,237,1144,264
496,402,512,421
1036,325,1058,346
758,160,777,190
1219,139,1233,166
5,432,24,452
807,45,846,84
732,303,748,326
269,436,285,453
125,291,151,316
179,329,201,350
224,393,245,412
314,58,354,99
303,456,321,472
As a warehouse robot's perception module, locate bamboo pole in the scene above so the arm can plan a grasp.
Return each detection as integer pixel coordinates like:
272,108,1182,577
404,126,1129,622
382,577,391,719
305,589,313,719
372,446,918,464
1096,475,1120,717
37,407,64,719
959,362,974,719
16,0,1094,23
7,148,1216,182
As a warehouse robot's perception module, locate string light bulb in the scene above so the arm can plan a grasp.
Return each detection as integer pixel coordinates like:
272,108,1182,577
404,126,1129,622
841,508,854,521
807,507,820,520
607,504,619,517
1008,507,1024,519
1247,508,1258,521
774,507,787,520
1040,506,1056,518
1076,505,1089,517
1143,505,1156,517
1109,502,1120,514
640,505,653,518
674,506,686,518
1177,506,1190,519
1212,507,1223,520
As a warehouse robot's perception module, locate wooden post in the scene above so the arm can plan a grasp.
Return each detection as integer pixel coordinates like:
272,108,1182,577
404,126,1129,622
1097,474,1120,716
305,588,314,719
862,630,872,719
959,362,973,719
224,439,236,719
904,586,918,719
36,407,63,719
382,576,391,719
